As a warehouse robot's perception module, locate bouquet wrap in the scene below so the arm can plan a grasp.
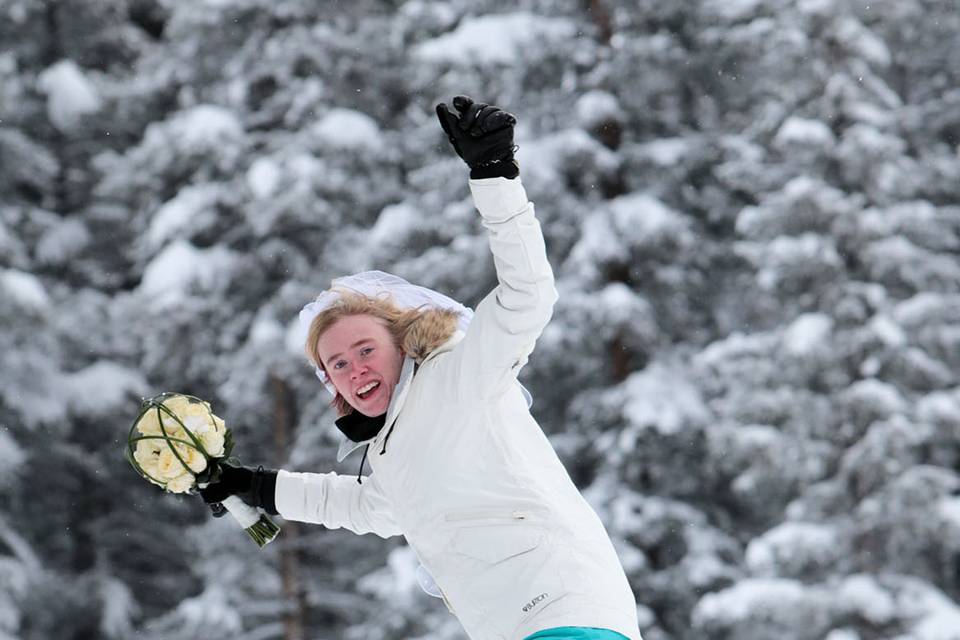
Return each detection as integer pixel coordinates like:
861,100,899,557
125,392,280,547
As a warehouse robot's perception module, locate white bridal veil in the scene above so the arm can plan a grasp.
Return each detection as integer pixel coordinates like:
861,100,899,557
298,270,474,395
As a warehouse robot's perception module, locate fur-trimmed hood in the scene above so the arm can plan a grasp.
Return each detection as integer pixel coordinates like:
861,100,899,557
401,308,462,363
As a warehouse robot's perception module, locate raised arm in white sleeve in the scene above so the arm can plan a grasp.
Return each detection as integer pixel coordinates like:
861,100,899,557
457,176,558,399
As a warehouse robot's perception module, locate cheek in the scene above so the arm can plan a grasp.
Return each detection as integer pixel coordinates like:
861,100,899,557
327,369,351,394
366,356,388,381
386,352,404,380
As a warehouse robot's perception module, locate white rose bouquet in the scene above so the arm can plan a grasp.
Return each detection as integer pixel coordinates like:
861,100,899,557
125,392,280,547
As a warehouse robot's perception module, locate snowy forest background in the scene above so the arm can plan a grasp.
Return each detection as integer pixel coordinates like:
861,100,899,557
2,0,960,639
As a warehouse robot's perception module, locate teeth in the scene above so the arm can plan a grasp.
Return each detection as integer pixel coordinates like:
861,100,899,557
357,381,379,397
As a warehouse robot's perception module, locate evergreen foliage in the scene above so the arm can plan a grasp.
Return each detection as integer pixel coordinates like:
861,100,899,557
1,0,958,638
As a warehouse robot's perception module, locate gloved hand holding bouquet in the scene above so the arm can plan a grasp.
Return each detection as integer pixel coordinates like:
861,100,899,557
124,392,281,547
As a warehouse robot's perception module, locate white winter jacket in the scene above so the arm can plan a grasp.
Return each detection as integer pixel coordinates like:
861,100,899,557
276,177,642,640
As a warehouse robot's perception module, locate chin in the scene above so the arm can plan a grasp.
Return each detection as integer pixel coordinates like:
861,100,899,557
354,397,390,418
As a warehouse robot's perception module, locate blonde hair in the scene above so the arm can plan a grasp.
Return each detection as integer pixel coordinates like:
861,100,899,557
305,290,458,415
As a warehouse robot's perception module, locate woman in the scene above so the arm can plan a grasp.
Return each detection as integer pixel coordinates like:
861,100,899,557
202,96,642,640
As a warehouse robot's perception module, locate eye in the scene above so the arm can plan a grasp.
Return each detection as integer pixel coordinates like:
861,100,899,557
333,359,347,370
360,346,374,357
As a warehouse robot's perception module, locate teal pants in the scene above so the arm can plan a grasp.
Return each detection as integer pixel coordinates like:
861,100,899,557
524,628,630,640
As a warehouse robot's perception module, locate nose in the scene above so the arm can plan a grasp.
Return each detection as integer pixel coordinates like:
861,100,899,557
349,361,368,380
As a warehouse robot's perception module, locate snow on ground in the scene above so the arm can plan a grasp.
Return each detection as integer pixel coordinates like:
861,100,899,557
413,12,576,64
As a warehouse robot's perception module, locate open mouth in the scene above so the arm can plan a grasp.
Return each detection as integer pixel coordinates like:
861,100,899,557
356,381,381,400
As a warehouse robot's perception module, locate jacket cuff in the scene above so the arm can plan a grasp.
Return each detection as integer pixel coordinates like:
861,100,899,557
255,468,279,515
468,176,529,223
274,469,303,519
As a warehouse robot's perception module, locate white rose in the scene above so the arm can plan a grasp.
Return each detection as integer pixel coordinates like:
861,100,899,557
139,406,189,441
156,446,182,479
178,443,208,474
160,413,191,438
158,443,208,478
200,429,225,458
160,395,217,446
162,395,210,422
135,409,163,436
165,472,195,494
134,439,164,483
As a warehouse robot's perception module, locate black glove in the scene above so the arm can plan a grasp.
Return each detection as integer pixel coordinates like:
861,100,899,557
436,95,519,179
199,462,279,516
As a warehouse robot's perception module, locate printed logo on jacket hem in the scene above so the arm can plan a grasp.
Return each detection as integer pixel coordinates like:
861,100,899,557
522,593,548,613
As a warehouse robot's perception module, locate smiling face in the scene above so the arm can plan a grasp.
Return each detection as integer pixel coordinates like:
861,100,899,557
315,314,405,417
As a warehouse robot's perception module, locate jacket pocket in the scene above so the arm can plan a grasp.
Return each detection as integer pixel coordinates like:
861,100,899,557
451,518,545,565
442,510,569,638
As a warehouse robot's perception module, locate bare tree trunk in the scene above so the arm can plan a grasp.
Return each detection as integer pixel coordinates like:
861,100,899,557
587,0,614,45
270,374,306,640
609,334,633,383
42,0,70,213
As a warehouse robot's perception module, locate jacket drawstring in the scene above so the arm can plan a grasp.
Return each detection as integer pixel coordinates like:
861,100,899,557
380,362,419,456
357,444,370,484
380,424,395,455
